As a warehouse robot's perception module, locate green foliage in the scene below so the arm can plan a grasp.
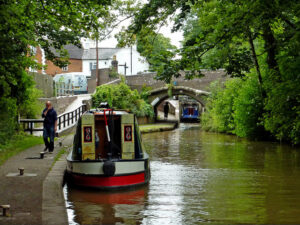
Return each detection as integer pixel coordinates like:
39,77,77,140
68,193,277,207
0,0,117,142
202,79,241,133
19,85,43,119
263,49,300,144
136,31,177,72
122,0,300,145
233,73,264,138
0,132,44,166
0,98,17,144
92,81,154,118
202,73,265,138
140,85,152,101
109,69,119,78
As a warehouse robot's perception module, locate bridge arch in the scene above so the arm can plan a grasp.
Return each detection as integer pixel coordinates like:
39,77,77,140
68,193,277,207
148,86,210,120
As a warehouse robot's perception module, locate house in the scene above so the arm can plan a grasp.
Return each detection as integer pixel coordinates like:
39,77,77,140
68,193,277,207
82,46,149,76
34,44,149,76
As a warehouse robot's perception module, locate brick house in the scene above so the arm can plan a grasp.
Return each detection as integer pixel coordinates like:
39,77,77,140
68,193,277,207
34,44,149,77
33,45,83,76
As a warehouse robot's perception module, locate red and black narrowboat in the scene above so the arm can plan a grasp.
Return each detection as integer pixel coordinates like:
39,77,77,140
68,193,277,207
66,106,150,190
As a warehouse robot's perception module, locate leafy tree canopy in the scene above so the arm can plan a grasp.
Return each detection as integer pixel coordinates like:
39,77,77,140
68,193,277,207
0,0,128,143
121,0,299,82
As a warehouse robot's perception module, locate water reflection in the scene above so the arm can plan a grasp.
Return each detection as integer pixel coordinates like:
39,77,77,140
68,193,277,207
66,186,147,224
66,124,300,224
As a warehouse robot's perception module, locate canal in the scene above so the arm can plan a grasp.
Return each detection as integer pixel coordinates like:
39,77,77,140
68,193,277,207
64,124,300,224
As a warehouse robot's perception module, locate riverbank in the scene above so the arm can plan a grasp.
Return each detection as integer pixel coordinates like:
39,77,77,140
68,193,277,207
139,123,178,133
0,134,72,225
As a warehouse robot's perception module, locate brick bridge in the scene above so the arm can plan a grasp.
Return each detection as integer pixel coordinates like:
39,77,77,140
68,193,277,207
125,70,226,108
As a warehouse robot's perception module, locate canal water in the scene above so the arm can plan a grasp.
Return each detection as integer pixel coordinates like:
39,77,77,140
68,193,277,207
64,124,300,224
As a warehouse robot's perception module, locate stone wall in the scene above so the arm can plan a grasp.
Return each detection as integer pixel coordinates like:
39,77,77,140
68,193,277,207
30,72,54,98
39,96,77,115
88,68,119,93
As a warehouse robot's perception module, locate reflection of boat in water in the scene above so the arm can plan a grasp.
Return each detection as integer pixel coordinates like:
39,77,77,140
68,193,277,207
66,185,147,224
66,105,150,190
68,186,147,205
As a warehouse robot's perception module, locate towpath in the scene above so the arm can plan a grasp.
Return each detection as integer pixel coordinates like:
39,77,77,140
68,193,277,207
0,135,73,225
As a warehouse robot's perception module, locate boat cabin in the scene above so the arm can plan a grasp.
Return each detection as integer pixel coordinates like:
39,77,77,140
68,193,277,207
72,110,144,161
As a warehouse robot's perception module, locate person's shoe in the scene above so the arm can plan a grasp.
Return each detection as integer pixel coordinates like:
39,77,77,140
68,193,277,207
44,147,48,152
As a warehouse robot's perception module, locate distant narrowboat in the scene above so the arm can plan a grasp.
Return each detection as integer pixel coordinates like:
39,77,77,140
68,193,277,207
181,103,200,122
66,105,150,190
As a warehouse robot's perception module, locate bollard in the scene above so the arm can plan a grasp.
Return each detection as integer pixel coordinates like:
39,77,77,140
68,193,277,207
18,168,24,176
40,152,45,159
0,205,10,217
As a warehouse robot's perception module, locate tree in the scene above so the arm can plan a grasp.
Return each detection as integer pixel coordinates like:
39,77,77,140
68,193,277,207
92,79,154,117
123,0,300,144
0,0,115,143
136,31,177,72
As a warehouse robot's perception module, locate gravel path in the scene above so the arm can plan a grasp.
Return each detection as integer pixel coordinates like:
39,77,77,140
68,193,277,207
0,135,73,225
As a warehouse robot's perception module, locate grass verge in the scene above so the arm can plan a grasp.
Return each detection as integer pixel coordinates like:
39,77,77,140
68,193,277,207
51,146,68,168
139,123,176,133
0,132,44,166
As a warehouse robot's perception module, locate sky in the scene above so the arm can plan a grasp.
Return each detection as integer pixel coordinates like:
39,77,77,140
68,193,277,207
83,18,184,49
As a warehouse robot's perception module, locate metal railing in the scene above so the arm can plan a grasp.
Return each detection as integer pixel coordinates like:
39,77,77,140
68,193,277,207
19,104,87,135
55,81,74,97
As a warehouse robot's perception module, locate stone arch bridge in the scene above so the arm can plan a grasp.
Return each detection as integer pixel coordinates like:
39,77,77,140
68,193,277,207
125,70,226,108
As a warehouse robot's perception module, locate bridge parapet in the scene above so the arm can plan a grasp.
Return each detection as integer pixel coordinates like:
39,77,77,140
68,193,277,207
126,70,226,92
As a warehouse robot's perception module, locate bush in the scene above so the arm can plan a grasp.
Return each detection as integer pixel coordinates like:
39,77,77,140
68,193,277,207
201,73,265,140
19,86,43,119
0,98,17,145
233,73,264,138
201,79,241,133
92,81,154,118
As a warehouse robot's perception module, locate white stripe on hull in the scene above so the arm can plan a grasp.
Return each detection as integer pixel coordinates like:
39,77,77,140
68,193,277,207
67,160,145,175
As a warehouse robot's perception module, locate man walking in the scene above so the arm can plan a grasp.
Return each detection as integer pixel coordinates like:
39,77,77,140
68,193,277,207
42,101,57,153
164,102,169,120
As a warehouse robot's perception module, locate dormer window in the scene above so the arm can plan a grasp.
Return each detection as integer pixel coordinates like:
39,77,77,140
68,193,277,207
62,65,68,71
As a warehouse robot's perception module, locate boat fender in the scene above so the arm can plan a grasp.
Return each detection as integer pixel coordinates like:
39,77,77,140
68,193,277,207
103,161,115,176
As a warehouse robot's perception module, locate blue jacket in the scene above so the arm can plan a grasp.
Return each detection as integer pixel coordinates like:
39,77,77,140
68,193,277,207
42,108,57,128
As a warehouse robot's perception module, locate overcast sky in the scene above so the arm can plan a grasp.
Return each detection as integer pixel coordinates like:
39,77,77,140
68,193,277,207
84,18,184,49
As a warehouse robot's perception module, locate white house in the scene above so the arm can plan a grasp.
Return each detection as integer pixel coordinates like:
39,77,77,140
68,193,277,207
81,45,149,76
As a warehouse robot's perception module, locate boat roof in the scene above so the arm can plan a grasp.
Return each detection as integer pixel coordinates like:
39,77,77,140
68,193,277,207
85,109,131,115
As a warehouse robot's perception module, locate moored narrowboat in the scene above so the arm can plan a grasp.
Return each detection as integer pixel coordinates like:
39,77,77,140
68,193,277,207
180,103,200,122
66,106,150,190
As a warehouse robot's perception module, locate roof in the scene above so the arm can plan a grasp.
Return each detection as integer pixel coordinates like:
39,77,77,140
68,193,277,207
82,48,120,60
49,45,130,60
50,44,83,59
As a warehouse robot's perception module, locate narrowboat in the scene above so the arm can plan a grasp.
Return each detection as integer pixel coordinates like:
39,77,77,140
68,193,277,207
181,103,200,122
66,106,150,190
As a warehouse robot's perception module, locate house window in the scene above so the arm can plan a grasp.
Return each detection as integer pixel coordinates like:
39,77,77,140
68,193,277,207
29,59,38,72
30,46,37,56
62,65,68,71
89,62,97,71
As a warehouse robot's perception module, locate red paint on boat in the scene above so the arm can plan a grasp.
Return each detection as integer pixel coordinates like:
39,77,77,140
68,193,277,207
72,172,145,188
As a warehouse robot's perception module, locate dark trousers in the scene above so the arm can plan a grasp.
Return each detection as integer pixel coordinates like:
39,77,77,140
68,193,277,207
164,111,168,119
43,126,55,152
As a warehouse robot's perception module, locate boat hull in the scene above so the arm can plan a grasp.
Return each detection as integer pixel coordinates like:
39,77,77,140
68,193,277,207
67,171,149,190
66,154,150,190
